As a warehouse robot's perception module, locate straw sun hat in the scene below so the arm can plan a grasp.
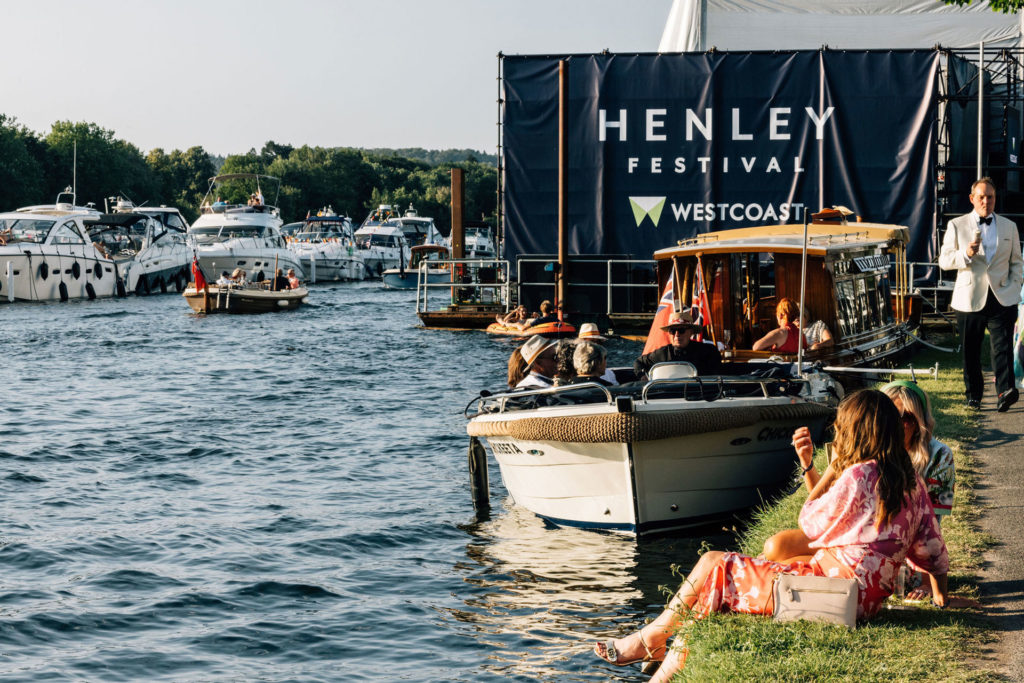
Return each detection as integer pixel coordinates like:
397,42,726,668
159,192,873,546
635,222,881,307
577,322,607,342
660,310,698,332
521,336,557,369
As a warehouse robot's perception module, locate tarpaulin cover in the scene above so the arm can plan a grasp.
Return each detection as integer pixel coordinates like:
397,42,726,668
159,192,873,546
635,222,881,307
502,50,939,265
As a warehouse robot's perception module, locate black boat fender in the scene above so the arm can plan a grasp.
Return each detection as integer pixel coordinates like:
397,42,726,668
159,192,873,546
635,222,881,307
85,282,96,300
58,281,69,301
71,261,81,280
39,261,49,280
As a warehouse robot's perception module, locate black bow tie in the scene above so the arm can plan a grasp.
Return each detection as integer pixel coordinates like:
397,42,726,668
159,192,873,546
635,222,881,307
979,216,992,226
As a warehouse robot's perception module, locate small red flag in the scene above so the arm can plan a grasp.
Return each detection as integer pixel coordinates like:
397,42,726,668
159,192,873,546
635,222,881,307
192,256,207,291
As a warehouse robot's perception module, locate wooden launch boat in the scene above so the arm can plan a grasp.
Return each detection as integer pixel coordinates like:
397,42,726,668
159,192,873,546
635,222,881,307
183,283,308,313
654,221,917,368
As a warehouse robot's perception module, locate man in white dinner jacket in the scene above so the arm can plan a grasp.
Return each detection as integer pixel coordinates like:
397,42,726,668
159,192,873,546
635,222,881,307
938,176,1024,411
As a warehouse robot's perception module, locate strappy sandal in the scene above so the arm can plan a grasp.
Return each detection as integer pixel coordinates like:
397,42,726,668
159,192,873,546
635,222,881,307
594,632,666,667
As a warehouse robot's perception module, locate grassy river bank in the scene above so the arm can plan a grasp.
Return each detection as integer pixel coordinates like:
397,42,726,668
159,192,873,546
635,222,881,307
666,341,997,681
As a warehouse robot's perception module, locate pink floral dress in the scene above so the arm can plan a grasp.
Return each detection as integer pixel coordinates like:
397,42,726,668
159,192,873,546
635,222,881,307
692,461,949,621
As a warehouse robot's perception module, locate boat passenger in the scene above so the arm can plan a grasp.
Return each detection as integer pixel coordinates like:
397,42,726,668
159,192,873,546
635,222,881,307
228,268,247,285
799,306,834,350
752,297,807,353
553,339,578,386
572,341,616,386
578,323,619,384
633,311,722,379
216,270,232,286
515,336,558,389
287,268,301,289
272,268,290,291
593,390,972,680
497,304,528,327
507,346,528,389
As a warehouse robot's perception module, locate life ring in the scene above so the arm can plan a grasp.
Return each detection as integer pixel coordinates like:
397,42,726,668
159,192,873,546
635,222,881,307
39,262,49,280
71,261,81,280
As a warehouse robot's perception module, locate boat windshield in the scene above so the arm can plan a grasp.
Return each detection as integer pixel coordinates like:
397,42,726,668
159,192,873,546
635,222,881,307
364,233,401,248
0,218,56,244
192,225,266,244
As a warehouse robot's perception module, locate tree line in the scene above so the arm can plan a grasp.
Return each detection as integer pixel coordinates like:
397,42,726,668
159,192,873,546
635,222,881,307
0,116,497,233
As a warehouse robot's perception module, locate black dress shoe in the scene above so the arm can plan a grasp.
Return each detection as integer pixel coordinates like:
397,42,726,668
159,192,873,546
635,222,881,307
997,388,1019,413
967,398,981,410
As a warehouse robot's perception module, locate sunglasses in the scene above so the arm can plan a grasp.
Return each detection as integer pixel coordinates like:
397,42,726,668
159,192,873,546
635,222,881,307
669,328,691,336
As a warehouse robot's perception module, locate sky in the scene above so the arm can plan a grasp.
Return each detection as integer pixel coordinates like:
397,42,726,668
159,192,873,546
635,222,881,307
1,0,671,157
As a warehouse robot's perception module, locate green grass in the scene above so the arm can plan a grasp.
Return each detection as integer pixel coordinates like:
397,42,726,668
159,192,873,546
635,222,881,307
666,335,998,681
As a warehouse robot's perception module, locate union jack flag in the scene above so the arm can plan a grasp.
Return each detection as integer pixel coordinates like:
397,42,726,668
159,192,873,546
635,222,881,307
691,259,713,343
642,270,677,355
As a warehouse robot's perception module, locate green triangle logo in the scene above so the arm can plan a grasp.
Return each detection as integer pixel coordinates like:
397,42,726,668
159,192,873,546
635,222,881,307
629,196,666,227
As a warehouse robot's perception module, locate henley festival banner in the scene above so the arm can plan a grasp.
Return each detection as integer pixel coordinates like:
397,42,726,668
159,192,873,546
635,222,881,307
502,51,939,265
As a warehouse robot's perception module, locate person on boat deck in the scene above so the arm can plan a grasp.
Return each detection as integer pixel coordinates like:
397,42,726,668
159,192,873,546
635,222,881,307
571,341,617,386
763,382,956,600
272,268,290,291
227,268,247,285
799,306,834,350
633,311,722,379
216,270,232,286
752,297,807,353
553,339,578,386
528,300,560,327
578,322,620,385
594,390,973,681
287,268,301,289
515,336,558,389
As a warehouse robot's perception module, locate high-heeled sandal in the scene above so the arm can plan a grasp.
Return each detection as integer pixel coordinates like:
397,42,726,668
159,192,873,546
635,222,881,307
594,631,666,666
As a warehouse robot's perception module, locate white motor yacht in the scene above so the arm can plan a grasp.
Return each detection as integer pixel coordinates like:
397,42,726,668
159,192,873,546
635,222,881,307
190,174,303,283
0,200,118,302
466,364,839,535
287,208,366,282
354,204,407,277
86,198,194,295
391,204,447,248
463,222,496,259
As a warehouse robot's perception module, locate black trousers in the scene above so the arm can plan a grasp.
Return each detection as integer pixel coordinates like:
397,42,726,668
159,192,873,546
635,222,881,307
957,288,1018,400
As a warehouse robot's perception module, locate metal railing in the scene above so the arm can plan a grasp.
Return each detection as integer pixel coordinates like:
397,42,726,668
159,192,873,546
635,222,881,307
415,258,511,313
515,257,659,315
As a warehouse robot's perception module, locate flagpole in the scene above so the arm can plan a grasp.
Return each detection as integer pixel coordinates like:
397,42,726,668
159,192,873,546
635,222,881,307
796,208,809,376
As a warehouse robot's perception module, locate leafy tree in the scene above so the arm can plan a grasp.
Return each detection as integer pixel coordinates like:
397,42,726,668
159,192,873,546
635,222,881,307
0,115,45,210
942,0,1023,11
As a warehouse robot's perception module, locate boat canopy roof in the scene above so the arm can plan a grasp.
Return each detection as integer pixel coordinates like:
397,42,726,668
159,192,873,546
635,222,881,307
83,213,150,227
654,222,908,260
411,244,448,254
209,173,280,183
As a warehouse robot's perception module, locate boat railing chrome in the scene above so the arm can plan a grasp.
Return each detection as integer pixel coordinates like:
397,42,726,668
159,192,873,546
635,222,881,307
466,375,813,417
516,257,659,315
416,258,511,313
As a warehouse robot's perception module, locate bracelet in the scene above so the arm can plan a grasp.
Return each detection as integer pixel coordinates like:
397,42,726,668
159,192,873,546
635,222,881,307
931,599,947,609
801,462,815,475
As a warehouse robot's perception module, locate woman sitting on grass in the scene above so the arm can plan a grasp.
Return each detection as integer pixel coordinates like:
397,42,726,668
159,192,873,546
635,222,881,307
594,389,960,681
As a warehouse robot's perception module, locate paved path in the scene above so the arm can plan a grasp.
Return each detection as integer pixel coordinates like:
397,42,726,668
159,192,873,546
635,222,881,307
974,388,1024,680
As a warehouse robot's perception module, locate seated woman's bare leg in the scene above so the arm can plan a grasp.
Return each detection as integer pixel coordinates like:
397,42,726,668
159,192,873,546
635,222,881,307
594,551,724,666
761,528,813,563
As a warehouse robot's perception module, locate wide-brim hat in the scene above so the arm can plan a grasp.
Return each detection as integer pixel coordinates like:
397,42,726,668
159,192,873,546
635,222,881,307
660,310,698,332
521,335,557,368
577,322,607,342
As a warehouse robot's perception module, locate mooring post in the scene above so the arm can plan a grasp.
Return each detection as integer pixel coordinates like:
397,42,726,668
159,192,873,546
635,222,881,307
468,436,490,512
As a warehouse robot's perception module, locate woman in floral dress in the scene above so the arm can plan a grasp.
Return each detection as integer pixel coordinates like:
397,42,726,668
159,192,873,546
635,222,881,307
593,389,962,681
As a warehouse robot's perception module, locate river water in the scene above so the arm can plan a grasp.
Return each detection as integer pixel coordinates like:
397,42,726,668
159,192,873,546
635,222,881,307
0,284,733,681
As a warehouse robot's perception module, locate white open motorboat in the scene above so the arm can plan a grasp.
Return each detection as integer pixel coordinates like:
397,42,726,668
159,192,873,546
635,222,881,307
190,174,303,282
354,204,408,277
381,244,450,290
86,206,192,296
466,363,839,535
287,209,366,282
0,199,118,302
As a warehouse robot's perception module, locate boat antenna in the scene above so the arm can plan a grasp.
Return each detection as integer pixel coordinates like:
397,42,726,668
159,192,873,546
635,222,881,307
72,140,77,206
796,207,809,376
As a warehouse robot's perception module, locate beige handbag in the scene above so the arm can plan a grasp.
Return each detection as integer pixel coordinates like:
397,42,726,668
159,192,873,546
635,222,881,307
772,575,858,628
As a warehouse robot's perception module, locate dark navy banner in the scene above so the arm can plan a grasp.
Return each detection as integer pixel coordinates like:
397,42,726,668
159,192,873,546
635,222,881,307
502,51,939,264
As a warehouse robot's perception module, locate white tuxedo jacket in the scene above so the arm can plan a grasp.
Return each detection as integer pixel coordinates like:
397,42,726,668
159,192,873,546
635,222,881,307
938,213,1023,312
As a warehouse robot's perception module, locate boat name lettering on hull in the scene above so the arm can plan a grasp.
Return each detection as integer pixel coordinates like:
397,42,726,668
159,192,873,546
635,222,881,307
491,442,524,455
757,426,791,442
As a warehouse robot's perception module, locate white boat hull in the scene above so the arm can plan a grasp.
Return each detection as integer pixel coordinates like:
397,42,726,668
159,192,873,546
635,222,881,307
0,248,118,302
291,246,366,282
196,244,305,282
381,267,448,290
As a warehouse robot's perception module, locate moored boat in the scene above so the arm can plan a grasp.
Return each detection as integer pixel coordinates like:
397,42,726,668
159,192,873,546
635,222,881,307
381,244,450,290
190,174,304,282
466,364,839,535
354,204,407,277
0,201,118,302
287,209,366,282
85,209,192,295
